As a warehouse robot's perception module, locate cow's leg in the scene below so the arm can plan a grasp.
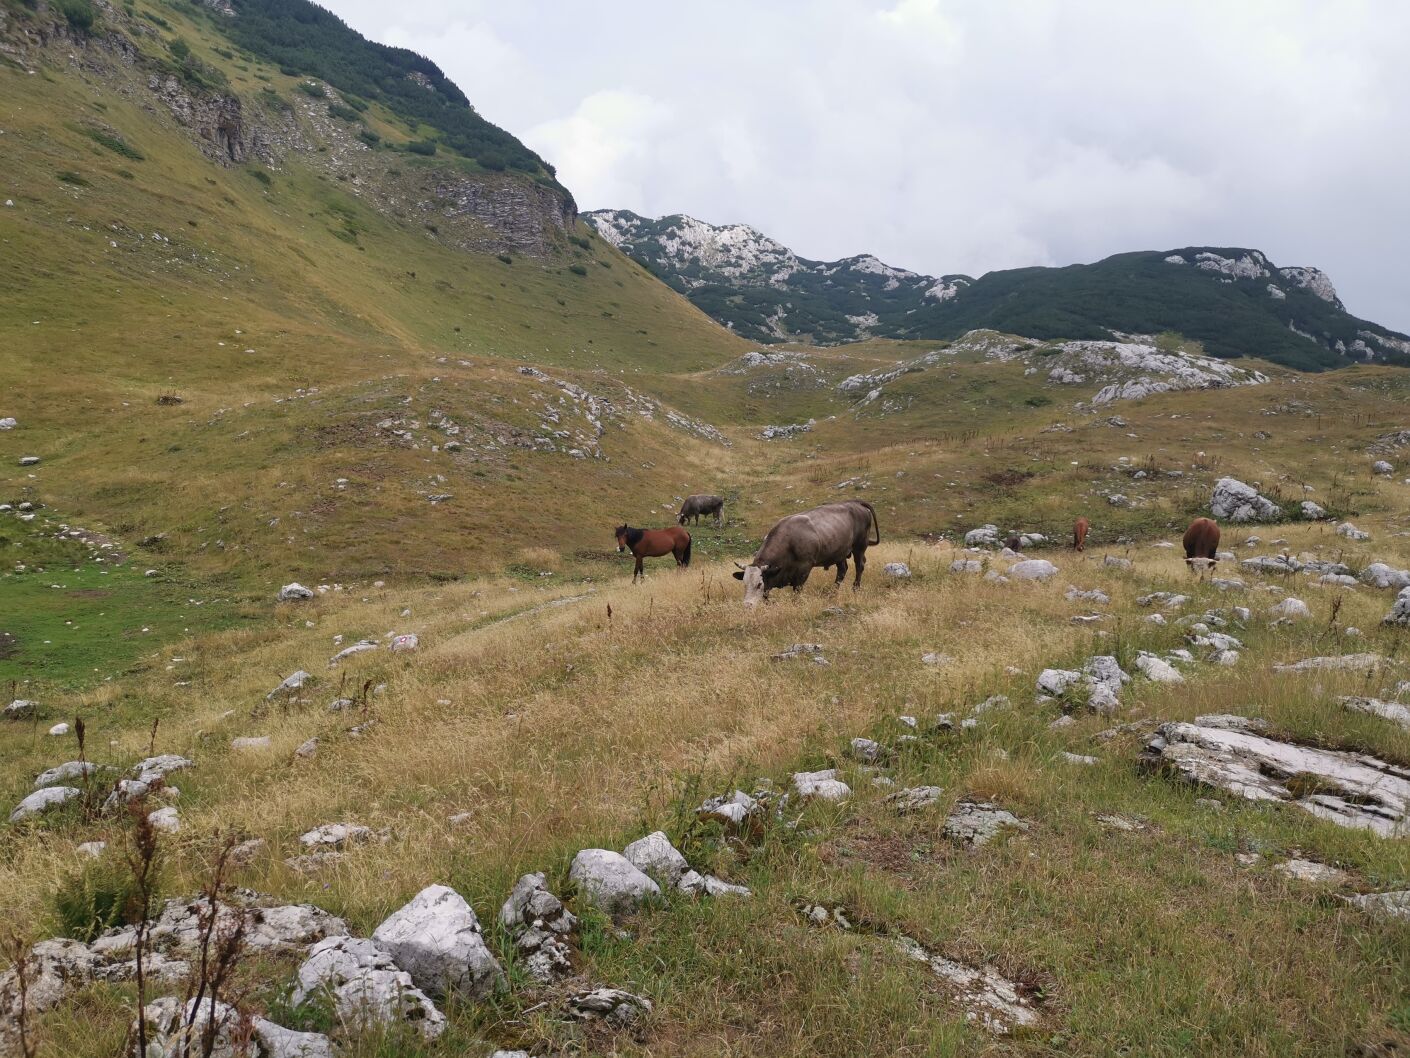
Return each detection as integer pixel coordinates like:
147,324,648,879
833,558,848,588
853,547,867,589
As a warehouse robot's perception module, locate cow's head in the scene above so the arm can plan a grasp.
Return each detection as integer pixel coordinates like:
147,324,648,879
733,562,768,607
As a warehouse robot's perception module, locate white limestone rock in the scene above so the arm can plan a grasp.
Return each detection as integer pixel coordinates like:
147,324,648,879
277,582,315,602
371,884,504,1000
943,800,1029,846
1009,559,1058,581
569,849,661,918
1211,478,1281,522
793,768,851,802
622,831,690,887
292,935,446,1040
1142,721,1410,836
9,785,80,822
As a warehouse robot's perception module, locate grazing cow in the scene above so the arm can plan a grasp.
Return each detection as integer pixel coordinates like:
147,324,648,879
733,500,880,606
1073,517,1090,552
615,524,691,582
1183,517,1221,574
678,494,725,527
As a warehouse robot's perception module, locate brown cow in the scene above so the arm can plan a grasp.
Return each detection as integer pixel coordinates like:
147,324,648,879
1073,517,1090,551
733,500,879,607
1183,517,1221,574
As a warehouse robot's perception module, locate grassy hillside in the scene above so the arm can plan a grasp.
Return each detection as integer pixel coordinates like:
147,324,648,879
3,4,1410,1056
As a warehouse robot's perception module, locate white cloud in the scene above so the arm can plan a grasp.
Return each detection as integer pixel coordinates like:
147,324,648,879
318,0,1410,330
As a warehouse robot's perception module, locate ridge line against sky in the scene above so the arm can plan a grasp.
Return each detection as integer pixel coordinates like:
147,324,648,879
315,0,1410,332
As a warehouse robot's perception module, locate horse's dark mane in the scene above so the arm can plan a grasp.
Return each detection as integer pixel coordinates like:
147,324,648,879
617,525,644,547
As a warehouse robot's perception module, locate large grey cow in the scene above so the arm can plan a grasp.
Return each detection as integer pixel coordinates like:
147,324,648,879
678,494,725,527
732,500,880,606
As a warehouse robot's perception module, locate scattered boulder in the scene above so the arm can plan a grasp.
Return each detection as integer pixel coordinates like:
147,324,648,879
133,755,193,785
1010,559,1058,581
886,785,943,814
1134,653,1183,683
793,768,851,802
266,671,313,701
1336,522,1370,541
33,761,100,788
148,806,181,833
567,987,652,1026
677,870,752,898
1275,858,1350,886
622,831,690,887
1274,653,1390,673
1300,500,1328,520
329,640,378,666
950,559,982,574
1347,890,1410,922
1383,586,1410,626
773,642,828,664
1142,721,1410,835
569,849,661,918
1065,586,1110,605
4,699,36,720
696,790,763,829
1373,460,1394,475
849,737,881,763
499,872,577,983
1103,556,1133,570
371,884,504,1001
292,935,446,1040
964,524,1001,548
1341,696,1410,730
277,582,315,602
1269,598,1312,621
882,562,911,579
1037,669,1082,697
299,822,373,849
389,633,419,654
1211,478,1281,522
48,723,70,736
943,800,1029,846
9,785,80,822
1360,563,1410,590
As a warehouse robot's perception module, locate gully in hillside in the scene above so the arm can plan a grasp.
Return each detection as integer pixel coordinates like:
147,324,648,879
615,525,693,583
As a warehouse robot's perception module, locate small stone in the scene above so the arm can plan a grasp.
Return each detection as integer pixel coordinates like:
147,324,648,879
1275,858,1350,885
849,737,881,763
148,806,181,832
622,831,690,887
793,768,851,802
277,582,314,602
882,562,911,578
231,735,272,751
886,785,943,814
48,723,70,736
943,800,1029,846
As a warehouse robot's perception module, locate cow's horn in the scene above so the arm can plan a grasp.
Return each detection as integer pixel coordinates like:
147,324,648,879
734,561,746,570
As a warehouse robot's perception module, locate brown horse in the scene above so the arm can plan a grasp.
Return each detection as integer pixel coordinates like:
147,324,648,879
615,524,692,582
1183,517,1220,575
1073,517,1090,552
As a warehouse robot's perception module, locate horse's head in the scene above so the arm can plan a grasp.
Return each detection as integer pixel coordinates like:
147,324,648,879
732,562,769,607
614,525,630,553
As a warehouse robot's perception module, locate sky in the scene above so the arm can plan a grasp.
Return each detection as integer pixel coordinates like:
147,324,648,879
319,0,1409,331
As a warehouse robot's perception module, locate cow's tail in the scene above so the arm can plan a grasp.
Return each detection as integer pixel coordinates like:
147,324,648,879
859,500,880,545
682,533,693,567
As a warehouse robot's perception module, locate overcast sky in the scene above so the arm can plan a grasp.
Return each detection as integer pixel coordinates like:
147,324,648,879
321,0,1408,331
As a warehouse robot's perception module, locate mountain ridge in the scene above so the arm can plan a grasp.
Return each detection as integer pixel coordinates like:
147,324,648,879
585,209,1409,370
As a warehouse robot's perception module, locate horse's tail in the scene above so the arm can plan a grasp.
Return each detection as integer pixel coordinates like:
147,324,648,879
858,500,880,545
681,532,693,566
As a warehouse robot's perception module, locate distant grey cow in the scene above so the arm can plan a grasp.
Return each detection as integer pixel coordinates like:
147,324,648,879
678,494,724,527
733,500,880,606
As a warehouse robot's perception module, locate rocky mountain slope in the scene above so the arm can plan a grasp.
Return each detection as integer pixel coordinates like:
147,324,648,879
585,209,971,345
587,210,1409,371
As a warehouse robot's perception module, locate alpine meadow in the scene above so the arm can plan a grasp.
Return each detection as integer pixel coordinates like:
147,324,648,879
2,2,1409,1057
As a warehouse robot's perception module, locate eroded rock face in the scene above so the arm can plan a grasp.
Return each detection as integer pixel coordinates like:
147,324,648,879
1211,478,1281,522
1143,721,1410,836
370,885,504,1001
292,935,446,1040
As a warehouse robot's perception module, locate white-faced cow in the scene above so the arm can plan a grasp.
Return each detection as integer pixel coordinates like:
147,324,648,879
733,500,880,607
678,494,724,527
